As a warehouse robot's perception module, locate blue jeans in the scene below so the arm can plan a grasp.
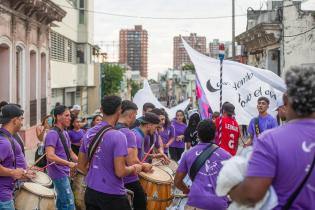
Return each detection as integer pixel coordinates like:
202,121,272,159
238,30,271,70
52,176,76,210
0,200,15,210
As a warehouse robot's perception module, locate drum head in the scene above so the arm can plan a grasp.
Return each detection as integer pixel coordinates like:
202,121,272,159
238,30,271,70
22,182,55,198
31,171,52,187
139,166,172,184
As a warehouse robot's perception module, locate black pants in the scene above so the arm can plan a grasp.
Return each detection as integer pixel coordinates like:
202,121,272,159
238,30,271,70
169,147,184,161
71,144,80,155
125,181,147,210
85,187,131,210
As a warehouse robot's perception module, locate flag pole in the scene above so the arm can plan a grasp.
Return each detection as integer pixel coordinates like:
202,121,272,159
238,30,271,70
218,44,225,145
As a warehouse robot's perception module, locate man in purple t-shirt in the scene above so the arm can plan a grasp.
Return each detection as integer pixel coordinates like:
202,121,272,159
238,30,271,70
229,66,315,209
0,104,34,210
45,105,78,210
78,96,142,210
246,96,278,145
175,119,231,210
116,100,153,210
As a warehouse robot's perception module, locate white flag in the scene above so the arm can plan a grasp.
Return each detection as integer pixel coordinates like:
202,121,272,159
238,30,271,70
182,38,286,125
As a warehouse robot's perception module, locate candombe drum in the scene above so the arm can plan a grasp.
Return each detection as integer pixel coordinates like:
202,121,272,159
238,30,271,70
31,171,52,188
72,169,87,210
153,159,178,180
15,182,55,210
139,166,173,210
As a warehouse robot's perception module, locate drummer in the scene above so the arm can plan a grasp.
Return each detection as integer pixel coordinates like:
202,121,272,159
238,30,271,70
116,100,153,210
78,96,143,210
174,119,231,210
45,105,78,210
0,104,35,210
130,112,161,210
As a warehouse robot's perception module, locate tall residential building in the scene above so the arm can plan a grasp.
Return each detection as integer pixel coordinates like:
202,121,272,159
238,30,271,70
119,25,148,78
50,0,101,114
173,33,206,69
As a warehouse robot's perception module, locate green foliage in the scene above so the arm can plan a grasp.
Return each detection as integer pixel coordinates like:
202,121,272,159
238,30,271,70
101,63,125,96
131,81,142,98
181,63,195,72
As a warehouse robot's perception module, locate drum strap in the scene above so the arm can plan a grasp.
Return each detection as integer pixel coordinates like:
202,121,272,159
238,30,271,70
0,130,16,168
254,117,260,137
87,125,113,163
52,127,71,161
189,143,219,182
283,152,315,210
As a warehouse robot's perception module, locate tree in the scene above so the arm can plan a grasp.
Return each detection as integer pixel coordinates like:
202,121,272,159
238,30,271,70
101,63,125,96
131,80,142,98
181,63,195,72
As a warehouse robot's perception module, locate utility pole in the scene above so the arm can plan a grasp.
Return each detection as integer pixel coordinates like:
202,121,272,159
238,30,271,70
232,0,236,59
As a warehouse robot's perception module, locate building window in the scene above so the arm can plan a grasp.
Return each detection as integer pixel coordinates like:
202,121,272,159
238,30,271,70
79,10,85,24
79,0,84,8
51,31,65,61
77,44,85,63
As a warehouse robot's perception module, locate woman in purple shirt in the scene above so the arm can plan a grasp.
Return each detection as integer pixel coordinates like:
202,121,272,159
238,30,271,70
157,109,175,155
68,116,85,155
169,110,187,161
229,66,315,209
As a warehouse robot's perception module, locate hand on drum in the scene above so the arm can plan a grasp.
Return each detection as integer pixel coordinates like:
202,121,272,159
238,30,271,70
132,164,143,175
153,153,171,165
10,168,25,180
142,163,153,173
67,161,77,169
23,169,36,180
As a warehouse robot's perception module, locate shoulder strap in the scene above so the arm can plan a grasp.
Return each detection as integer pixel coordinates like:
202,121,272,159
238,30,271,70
283,153,315,210
87,125,112,163
13,133,25,155
189,144,219,182
52,127,71,161
254,117,260,136
0,131,16,168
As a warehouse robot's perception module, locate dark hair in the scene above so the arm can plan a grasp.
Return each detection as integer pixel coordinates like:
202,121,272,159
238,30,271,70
121,100,138,114
143,102,155,112
197,119,216,142
258,96,270,105
176,110,187,124
55,102,61,107
101,96,122,115
188,113,200,129
70,115,78,130
161,109,171,128
285,66,315,116
91,114,102,127
150,108,164,116
41,115,52,126
53,105,68,124
0,101,8,110
212,111,220,119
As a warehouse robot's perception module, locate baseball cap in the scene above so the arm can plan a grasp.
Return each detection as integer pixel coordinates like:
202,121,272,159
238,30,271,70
138,112,160,125
71,104,81,111
222,102,235,116
0,104,24,124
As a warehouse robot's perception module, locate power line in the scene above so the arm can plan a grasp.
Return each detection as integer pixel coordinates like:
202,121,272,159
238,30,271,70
57,4,247,20
283,26,315,37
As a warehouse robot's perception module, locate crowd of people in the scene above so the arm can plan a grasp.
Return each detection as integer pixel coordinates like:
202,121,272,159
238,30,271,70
0,66,314,210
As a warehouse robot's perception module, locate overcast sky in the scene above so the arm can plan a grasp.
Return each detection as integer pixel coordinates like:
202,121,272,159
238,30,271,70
94,0,314,79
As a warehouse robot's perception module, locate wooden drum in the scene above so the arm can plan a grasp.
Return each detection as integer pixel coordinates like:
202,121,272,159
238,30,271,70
153,159,179,180
31,171,52,188
139,166,173,210
72,169,86,210
15,182,55,210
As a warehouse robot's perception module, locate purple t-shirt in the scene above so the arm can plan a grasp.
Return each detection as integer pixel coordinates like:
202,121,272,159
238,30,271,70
248,114,278,144
247,119,315,210
133,127,145,161
68,129,85,144
170,120,187,148
159,124,175,154
144,131,160,153
177,143,230,209
44,129,71,179
118,127,139,184
83,121,128,195
0,128,27,202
